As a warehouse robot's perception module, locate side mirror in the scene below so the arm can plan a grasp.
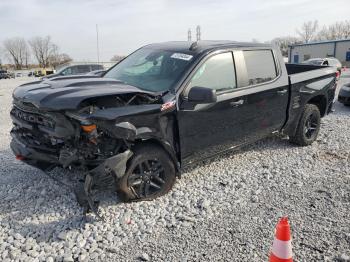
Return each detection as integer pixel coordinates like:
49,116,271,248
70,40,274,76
187,86,217,104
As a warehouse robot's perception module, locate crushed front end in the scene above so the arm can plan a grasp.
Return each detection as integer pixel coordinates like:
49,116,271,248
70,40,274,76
10,97,132,171
9,80,167,218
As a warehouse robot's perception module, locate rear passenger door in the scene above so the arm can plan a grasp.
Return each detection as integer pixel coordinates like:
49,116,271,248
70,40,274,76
235,49,289,135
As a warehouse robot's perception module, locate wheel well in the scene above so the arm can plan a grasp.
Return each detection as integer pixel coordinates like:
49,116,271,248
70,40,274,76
307,95,327,117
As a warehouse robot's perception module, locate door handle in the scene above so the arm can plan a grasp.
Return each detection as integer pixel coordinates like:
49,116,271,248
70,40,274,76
230,99,244,107
299,89,315,94
277,89,287,95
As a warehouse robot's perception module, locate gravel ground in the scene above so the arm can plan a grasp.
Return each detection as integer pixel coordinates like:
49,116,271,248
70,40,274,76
0,76,350,262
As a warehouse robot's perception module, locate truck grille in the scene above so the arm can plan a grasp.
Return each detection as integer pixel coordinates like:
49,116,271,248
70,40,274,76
11,104,55,129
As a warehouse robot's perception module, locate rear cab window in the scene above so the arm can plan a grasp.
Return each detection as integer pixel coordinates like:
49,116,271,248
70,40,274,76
242,50,278,86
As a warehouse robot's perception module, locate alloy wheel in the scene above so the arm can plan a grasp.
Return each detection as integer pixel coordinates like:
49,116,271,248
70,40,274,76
127,159,166,198
304,112,319,139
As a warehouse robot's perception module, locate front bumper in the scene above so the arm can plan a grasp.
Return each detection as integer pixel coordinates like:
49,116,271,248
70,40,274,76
10,137,59,170
12,134,133,220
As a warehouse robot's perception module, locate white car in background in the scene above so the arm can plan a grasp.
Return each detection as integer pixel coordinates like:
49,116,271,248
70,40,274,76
302,58,342,74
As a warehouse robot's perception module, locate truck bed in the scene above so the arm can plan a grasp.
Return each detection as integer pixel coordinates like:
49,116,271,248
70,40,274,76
286,63,337,84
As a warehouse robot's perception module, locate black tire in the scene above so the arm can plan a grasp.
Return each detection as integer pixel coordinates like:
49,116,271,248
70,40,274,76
289,104,321,146
117,144,176,202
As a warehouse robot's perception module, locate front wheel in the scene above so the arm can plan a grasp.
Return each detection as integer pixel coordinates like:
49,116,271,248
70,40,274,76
117,145,176,202
289,104,321,146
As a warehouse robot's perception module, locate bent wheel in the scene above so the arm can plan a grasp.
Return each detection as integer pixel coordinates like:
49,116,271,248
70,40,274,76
117,145,176,202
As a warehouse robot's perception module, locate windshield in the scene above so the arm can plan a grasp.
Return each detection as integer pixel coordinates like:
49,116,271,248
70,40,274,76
104,48,193,92
56,66,69,75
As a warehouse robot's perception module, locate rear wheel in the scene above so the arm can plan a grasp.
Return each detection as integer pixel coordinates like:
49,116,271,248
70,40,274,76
289,104,321,146
117,145,176,202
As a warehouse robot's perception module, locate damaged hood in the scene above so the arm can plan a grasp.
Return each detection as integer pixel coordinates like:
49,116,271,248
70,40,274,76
13,77,156,110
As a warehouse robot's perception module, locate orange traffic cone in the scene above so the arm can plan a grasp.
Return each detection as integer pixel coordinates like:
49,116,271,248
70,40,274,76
269,217,293,262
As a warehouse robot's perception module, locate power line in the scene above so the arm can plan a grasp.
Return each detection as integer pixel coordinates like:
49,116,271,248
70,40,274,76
187,26,201,41
188,29,192,42
96,24,100,63
196,25,201,41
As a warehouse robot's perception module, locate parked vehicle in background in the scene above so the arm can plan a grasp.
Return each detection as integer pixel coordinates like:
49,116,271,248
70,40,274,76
43,64,104,80
0,70,10,79
86,69,106,77
302,58,342,76
34,70,44,77
16,73,23,77
28,72,34,77
9,72,15,79
338,83,350,106
0,70,15,79
34,68,55,77
10,41,337,210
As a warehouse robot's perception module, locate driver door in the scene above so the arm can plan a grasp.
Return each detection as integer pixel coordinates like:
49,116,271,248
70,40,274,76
177,51,252,165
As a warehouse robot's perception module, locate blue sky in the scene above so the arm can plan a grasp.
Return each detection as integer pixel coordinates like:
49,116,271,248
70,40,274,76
0,0,349,62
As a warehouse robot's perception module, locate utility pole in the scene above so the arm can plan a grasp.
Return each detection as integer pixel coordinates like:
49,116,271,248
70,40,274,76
96,24,100,63
196,25,201,41
188,29,192,41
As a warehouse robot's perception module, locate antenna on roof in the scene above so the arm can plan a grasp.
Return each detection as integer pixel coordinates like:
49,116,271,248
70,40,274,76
189,42,198,51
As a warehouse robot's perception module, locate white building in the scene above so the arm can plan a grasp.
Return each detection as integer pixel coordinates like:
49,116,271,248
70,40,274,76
289,39,350,66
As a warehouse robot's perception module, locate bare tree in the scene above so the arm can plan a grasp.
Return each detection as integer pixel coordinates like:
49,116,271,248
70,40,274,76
110,55,125,62
3,37,29,69
343,20,350,39
48,52,72,68
316,21,350,40
297,20,319,43
29,36,57,68
271,36,301,57
316,26,333,41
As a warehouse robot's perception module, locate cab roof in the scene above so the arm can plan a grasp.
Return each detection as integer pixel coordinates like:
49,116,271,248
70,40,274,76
145,41,271,55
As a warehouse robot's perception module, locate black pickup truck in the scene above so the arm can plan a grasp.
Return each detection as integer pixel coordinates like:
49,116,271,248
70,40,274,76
10,41,337,207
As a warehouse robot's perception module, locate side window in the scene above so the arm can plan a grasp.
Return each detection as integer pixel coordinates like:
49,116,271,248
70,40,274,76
76,65,90,73
70,66,79,75
61,67,72,75
187,52,236,92
243,50,277,86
